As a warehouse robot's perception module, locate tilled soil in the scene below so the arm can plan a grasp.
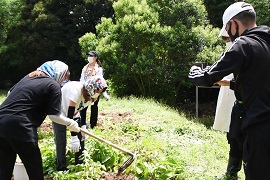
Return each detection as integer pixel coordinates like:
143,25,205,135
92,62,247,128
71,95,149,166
101,172,135,180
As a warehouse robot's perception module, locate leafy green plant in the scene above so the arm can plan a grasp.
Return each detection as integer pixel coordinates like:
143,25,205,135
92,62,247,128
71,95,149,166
40,138,57,175
0,89,245,179
88,140,117,170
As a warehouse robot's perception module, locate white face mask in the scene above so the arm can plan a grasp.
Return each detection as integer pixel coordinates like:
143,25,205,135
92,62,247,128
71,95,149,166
88,57,94,63
226,42,233,49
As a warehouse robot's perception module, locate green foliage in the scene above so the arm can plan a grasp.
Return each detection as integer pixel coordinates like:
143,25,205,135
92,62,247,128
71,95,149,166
0,0,114,89
244,0,270,26
0,0,22,45
203,0,235,28
0,0,23,88
89,139,117,170
0,90,8,104
79,0,223,105
193,25,224,64
40,137,57,175
148,0,209,27
0,93,240,179
204,0,270,29
52,151,106,180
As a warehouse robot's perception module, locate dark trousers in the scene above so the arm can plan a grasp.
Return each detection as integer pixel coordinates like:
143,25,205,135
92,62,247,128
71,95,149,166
243,120,270,180
52,121,85,170
0,137,44,180
227,133,243,159
90,98,99,128
52,122,67,171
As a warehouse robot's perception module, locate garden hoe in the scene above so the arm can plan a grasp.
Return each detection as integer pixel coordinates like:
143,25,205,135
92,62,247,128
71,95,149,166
80,128,136,174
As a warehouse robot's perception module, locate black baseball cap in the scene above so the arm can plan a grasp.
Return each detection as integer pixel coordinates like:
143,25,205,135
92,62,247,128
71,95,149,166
86,51,99,57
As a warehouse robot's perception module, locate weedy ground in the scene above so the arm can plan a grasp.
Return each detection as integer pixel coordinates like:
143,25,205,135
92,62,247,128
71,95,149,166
0,90,245,179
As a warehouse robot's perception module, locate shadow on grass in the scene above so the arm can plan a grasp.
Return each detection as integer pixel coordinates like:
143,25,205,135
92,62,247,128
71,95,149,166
177,101,217,129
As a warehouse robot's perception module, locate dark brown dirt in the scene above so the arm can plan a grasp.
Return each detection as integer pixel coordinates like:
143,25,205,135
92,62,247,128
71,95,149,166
99,111,134,124
39,121,53,133
101,172,135,180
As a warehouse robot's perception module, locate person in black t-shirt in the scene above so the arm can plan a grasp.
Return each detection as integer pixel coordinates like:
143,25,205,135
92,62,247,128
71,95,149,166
0,60,80,180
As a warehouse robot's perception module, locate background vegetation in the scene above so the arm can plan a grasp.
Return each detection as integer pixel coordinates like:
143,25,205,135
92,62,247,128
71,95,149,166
1,0,269,105
79,0,224,106
0,0,114,88
0,92,245,179
0,1,269,178
0,0,222,103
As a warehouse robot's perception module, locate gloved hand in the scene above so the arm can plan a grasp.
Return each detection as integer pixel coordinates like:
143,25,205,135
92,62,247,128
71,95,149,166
67,120,80,132
103,91,110,101
70,136,81,153
81,125,88,141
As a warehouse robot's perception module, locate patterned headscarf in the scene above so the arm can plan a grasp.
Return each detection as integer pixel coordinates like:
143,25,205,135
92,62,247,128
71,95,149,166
37,60,69,84
84,76,107,97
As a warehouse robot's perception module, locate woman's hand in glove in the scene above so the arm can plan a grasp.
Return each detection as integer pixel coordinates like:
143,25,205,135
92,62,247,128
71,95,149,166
67,120,80,132
70,136,81,153
81,125,88,141
103,91,110,101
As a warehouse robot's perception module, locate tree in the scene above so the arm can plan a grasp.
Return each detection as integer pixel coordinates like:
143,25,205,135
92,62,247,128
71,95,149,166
244,0,270,26
0,0,22,46
204,0,270,29
0,0,22,88
0,0,114,88
79,0,224,105
203,0,235,28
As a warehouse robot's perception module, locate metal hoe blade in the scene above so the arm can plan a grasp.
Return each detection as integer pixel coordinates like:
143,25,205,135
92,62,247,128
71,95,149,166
80,128,136,174
117,153,136,174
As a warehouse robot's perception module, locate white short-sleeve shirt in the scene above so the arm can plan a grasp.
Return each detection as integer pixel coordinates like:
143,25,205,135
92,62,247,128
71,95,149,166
61,81,91,118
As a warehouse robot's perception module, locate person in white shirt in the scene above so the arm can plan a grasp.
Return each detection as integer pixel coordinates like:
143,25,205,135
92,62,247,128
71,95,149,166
52,76,107,171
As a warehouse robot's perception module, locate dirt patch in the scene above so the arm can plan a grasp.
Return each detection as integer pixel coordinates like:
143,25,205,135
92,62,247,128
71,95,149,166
39,111,133,132
99,111,134,124
101,172,135,180
39,121,53,134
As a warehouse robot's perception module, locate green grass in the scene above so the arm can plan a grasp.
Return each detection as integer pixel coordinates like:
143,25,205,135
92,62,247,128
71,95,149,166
71,96,245,179
0,90,8,103
0,91,245,179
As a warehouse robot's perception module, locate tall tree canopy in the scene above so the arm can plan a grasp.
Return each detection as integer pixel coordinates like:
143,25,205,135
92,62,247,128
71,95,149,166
0,0,114,88
203,0,235,28
0,0,22,45
79,0,223,105
0,0,22,87
204,0,270,29
2,0,268,104
244,0,270,26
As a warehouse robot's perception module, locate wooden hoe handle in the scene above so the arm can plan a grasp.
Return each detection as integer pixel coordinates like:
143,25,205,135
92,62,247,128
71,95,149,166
80,128,134,156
